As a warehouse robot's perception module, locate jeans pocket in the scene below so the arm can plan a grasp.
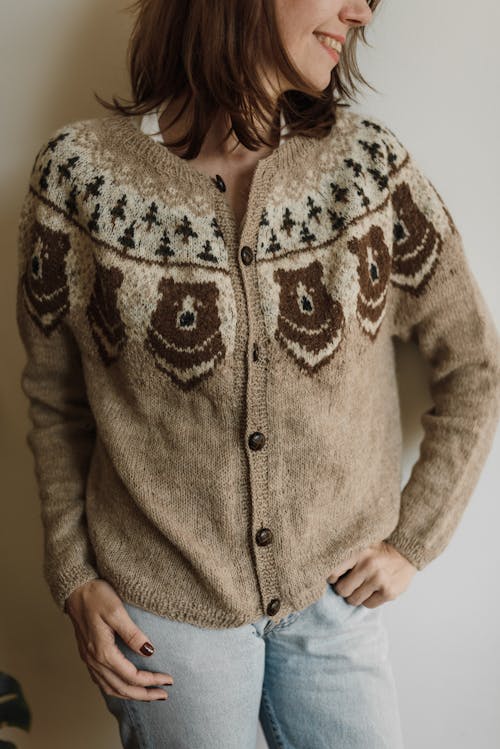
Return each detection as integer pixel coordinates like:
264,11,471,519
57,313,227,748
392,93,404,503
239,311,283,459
322,581,360,623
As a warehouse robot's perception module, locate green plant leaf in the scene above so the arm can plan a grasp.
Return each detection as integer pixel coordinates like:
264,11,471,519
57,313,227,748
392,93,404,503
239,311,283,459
0,672,31,734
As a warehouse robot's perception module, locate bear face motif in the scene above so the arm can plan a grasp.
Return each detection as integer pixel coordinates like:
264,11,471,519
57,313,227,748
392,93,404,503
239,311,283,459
145,276,226,390
391,181,443,296
273,258,345,374
86,257,127,366
22,219,71,336
348,224,391,340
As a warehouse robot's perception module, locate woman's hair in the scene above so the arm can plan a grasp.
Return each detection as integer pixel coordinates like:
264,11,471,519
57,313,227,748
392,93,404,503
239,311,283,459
94,0,382,158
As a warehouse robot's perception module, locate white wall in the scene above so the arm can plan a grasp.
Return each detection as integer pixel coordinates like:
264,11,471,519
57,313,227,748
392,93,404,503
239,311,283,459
1,0,498,747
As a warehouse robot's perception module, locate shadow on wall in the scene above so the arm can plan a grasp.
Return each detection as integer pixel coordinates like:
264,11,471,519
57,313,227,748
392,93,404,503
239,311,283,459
394,337,433,480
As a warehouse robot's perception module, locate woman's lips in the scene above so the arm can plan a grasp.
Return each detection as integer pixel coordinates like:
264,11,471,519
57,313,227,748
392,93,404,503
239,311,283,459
315,34,340,63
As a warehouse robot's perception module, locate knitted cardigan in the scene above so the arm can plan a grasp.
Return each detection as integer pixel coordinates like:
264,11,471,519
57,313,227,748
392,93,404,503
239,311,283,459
15,105,500,628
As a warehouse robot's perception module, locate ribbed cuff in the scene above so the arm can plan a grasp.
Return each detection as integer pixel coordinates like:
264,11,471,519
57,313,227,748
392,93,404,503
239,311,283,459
45,562,101,613
383,527,430,571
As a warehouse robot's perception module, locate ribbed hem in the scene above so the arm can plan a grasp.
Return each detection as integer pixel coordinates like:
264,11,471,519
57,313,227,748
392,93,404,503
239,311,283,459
105,573,333,629
95,510,402,629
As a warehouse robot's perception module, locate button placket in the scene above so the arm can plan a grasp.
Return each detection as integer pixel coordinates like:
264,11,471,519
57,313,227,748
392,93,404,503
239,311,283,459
238,231,282,622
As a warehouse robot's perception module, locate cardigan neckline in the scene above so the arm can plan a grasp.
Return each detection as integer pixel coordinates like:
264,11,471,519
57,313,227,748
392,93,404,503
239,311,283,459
103,105,340,196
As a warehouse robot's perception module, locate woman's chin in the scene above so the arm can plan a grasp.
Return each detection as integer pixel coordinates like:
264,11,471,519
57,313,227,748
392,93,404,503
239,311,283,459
309,71,336,91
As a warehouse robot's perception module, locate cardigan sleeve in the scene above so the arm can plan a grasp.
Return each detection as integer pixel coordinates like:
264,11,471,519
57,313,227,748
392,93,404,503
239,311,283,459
16,178,100,613
383,138,500,570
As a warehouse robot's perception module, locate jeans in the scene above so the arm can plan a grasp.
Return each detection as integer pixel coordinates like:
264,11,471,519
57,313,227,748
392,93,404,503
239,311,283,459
99,581,405,748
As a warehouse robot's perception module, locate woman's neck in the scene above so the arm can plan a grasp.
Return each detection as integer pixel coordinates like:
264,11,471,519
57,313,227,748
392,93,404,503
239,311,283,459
157,92,278,166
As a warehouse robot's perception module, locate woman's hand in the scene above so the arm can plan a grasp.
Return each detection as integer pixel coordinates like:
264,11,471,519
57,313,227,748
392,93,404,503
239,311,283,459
65,579,174,701
327,541,418,608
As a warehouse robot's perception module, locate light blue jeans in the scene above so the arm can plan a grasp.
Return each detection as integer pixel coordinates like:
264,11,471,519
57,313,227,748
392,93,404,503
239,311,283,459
99,581,405,748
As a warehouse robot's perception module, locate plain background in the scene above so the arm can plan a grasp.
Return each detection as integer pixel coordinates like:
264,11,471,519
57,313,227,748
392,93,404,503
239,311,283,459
1,1,499,747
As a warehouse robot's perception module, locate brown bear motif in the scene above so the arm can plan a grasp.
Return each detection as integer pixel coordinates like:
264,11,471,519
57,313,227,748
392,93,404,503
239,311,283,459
86,257,127,365
145,276,226,390
22,219,71,336
273,258,345,374
348,224,391,340
391,181,443,296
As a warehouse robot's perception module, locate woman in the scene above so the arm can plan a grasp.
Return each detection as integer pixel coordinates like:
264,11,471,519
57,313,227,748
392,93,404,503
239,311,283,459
16,0,500,746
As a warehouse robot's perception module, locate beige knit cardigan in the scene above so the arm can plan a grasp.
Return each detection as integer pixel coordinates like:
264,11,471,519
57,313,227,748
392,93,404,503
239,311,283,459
15,106,500,627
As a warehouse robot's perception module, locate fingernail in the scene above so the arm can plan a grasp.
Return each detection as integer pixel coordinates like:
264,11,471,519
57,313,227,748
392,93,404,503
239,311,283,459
140,641,155,655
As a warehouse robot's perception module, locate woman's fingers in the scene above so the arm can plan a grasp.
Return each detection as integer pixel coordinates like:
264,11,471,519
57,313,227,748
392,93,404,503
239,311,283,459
101,606,174,683
87,658,169,701
66,579,174,702
86,623,173,686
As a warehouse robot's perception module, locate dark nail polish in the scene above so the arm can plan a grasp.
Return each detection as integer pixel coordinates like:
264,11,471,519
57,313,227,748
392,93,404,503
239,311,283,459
140,641,155,655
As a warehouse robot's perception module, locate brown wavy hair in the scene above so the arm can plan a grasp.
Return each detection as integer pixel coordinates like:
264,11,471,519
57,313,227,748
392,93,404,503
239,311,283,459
94,0,382,159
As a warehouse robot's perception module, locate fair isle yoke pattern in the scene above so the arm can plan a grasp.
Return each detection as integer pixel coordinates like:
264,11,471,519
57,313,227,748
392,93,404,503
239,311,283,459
23,111,452,383
16,107,500,627
24,122,233,389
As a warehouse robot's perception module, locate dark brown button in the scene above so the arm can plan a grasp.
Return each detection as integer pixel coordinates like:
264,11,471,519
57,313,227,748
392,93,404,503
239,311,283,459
248,431,266,450
255,527,273,546
213,174,226,192
240,245,253,265
252,342,259,361
266,598,281,616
